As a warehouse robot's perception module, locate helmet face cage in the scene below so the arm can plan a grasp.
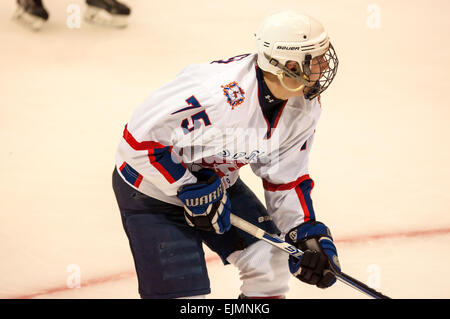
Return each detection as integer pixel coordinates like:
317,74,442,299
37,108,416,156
304,43,338,99
283,43,339,100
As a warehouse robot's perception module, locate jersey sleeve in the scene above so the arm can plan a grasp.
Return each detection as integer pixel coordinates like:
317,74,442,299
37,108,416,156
116,124,196,197
250,107,321,235
115,71,214,197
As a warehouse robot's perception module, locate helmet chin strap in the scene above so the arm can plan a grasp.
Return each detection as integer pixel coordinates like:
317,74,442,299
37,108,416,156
276,72,305,92
264,53,309,93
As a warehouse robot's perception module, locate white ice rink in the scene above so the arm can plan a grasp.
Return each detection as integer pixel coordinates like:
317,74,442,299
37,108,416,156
1,0,450,299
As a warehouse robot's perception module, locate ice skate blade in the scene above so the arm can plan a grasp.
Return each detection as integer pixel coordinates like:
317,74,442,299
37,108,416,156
13,7,46,31
12,6,25,19
84,6,128,28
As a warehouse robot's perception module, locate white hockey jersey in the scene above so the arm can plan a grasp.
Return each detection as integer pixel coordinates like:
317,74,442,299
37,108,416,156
115,53,322,234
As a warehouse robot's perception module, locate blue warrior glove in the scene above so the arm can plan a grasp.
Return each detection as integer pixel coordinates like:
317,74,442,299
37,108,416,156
177,169,231,234
285,221,341,288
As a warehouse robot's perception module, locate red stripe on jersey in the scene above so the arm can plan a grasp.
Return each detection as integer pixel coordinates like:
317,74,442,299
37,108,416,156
216,170,225,178
122,125,183,184
147,149,176,183
295,185,311,222
123,125,166,150
134,174,143,188
262,174,311,191
310,179,315,195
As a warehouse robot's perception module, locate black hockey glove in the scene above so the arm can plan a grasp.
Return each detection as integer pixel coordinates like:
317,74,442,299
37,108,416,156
285,221,341,288
177,169,231,234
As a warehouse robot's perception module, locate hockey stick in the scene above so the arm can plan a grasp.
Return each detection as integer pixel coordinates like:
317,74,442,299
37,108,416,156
229,213,391,299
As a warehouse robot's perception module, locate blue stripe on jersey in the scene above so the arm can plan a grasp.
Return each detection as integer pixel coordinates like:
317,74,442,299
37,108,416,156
120,163,141,186
150,146,186,182
297,179,316,221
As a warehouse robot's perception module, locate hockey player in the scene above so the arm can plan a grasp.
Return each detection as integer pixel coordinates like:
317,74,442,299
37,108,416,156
13,0,131,30
112,11,341,299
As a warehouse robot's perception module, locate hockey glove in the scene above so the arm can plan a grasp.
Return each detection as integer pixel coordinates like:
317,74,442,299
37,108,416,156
177,169,231,234
285,221,341,288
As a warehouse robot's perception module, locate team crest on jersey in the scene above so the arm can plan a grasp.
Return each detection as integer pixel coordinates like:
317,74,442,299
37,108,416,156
221,82,245,109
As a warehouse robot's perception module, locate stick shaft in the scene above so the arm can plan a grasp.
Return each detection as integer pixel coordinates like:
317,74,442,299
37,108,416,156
230,213,391,299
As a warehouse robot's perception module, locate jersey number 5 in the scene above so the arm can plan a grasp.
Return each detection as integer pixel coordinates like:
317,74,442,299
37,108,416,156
180,96,211,134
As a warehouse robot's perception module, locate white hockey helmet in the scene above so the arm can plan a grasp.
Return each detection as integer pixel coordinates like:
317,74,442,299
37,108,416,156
255,11,338,99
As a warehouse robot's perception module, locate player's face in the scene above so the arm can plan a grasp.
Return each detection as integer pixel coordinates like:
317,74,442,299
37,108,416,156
281,61,305,93
308,55,329,83
282,55,329,96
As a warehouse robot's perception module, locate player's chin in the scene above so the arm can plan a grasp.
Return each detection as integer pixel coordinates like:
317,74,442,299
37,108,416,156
288,88,305,98
294,90,305,98
284,82,306,96
303,83,318,96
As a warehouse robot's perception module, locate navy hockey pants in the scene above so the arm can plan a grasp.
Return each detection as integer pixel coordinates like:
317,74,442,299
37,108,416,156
112,168,278,299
